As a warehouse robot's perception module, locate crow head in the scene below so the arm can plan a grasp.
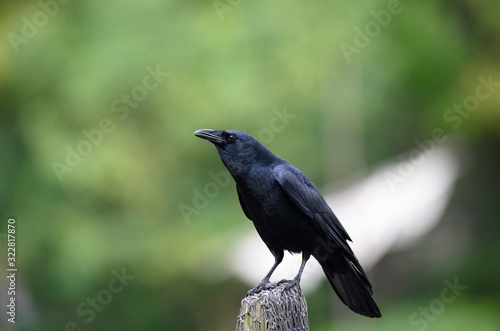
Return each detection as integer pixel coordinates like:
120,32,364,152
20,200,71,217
194,129,273,178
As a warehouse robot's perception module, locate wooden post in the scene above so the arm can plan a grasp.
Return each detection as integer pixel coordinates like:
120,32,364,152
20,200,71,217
235,281,310,331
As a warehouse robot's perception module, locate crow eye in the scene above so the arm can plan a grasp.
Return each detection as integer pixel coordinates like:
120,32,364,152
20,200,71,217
227,134,237,142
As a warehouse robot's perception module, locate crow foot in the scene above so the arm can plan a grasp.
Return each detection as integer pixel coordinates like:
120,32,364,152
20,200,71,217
277,277,300,291
246,281,272,296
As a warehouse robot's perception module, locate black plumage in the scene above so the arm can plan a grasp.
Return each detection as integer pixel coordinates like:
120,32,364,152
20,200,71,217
194,129,381,318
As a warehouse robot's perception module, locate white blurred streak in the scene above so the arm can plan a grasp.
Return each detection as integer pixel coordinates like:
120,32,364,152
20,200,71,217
228,143,465,292
331,145,461,270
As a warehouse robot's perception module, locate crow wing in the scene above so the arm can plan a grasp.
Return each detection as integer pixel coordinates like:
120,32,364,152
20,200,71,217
274,163,376,308
273,163,355,257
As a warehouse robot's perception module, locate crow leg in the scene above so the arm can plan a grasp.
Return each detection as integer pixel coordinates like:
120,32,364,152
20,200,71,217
247,249,284,296
294,251,310,282
285,251,310,287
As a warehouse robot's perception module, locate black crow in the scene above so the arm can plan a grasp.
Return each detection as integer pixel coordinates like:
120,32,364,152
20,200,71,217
194,129,381,318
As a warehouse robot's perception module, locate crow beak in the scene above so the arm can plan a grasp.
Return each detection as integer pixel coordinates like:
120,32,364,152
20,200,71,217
194,129,224,144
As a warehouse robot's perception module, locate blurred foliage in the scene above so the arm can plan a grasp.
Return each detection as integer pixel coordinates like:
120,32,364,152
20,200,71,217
1,0,499,330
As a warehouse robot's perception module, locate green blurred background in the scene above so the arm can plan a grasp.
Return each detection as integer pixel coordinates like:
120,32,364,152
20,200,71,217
1,0,500,330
